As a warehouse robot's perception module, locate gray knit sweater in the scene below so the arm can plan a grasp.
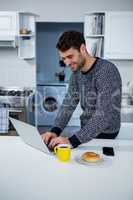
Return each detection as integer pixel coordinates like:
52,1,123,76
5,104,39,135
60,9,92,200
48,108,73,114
51,58,122,147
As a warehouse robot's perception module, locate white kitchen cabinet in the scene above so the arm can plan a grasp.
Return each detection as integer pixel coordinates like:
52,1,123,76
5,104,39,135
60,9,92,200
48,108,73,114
0,11,17,36
84,11,133,60
0,11,38,59
0,11,17,47
104,12,133,60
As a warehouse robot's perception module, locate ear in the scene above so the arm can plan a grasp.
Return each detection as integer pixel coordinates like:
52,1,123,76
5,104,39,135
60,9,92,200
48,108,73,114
80,44,86,54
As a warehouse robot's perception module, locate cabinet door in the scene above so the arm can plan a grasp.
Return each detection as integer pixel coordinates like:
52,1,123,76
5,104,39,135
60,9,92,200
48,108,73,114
104,12,133,59
0,12,17,37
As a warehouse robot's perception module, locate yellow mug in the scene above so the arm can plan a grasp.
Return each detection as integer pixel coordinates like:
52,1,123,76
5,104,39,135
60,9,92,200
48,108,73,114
54,144,71,162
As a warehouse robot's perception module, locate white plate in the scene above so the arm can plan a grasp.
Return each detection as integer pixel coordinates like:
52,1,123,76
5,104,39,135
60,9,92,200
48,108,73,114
75,155,104,166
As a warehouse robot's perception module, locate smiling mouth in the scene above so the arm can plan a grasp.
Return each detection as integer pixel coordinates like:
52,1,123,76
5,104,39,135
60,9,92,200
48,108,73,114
70,65,75,69
70,63,77,67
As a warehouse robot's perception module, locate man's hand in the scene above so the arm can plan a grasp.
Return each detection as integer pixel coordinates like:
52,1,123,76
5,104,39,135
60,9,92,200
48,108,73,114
48,136,71,149
41,132,57,145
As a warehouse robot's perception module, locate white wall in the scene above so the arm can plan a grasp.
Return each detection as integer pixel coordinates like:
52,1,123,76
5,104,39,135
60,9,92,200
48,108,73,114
0,0,133,22
0,49,36,87
112,60,133,87
0,0,133,87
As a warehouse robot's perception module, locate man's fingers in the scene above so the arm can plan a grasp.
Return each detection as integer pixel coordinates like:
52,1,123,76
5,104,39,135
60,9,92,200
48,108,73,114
48,138,59,149
48,137,70,149
45,135,51,145
48,139,55,149
42,132,58,145
48,137,64,149
42,134,51,144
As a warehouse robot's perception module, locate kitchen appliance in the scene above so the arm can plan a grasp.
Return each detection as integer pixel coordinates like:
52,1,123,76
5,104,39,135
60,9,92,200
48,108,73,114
0,87,33,130
36,84,67,126
36,84,81,127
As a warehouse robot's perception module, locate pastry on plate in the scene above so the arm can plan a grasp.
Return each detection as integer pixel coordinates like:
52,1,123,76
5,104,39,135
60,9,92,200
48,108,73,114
82,151,101,162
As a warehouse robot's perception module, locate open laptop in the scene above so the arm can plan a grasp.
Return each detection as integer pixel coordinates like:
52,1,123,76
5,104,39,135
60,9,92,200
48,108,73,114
9,117,53,154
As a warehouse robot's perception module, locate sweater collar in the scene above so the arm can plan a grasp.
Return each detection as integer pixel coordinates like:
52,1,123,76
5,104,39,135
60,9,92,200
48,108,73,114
81,57,99,75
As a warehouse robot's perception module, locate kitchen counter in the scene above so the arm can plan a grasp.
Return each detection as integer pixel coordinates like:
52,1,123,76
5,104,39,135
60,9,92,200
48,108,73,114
37,81,69,86
0,136,133,200
0,130,17,136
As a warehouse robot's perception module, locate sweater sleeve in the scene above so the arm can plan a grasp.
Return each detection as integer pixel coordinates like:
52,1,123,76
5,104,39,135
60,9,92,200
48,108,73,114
69,64,122,147
50,73,79,135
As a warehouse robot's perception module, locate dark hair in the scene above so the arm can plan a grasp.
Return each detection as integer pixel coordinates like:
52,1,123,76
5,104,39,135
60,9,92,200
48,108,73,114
56,30,85,52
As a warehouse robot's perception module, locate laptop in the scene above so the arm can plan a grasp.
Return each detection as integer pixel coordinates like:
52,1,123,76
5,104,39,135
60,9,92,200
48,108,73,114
9,117,53,154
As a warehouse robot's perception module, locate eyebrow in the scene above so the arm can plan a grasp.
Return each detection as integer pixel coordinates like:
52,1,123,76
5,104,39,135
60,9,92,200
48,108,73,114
62,54,73,60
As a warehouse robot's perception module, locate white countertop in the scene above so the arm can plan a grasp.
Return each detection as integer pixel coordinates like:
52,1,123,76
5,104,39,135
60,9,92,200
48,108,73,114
0,136,133,200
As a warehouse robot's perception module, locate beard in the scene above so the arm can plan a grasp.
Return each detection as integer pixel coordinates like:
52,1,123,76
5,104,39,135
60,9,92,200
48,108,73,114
70,54,85,72
78,54,85,69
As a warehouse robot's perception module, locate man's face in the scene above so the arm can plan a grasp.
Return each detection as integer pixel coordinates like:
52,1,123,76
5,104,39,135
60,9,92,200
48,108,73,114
59,46,85,72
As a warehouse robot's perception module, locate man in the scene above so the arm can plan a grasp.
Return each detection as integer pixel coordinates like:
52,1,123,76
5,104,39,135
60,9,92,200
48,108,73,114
42,30,122,149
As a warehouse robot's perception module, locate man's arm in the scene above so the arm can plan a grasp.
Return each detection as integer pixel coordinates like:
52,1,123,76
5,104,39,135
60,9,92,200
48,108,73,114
50,73,79,135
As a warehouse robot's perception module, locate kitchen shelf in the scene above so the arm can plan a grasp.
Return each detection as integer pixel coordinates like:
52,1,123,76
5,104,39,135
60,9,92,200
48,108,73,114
84,11,133,59
0,11,38,59
17,12,37,59
18,12,36,35
84,12,105,57
18,34,35,37
86,35,104,38
18,36,35,59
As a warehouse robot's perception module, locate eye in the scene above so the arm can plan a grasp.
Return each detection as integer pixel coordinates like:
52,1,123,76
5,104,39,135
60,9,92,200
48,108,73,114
62,55,73,61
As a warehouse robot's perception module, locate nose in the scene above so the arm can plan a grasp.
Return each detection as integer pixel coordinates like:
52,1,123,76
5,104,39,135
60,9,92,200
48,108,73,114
63,58,71,66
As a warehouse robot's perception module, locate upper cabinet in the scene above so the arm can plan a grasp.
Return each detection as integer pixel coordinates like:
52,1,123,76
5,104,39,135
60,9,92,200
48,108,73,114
104,12,133,60
84,11,133,60
0,12,17,47
0,11,38,59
